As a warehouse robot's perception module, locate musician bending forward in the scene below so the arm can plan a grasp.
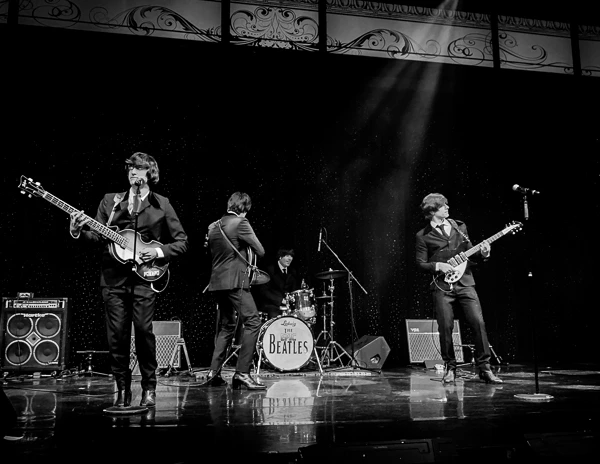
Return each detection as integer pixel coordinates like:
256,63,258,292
69,152,189,408
203,192,266,390
415,193,502,384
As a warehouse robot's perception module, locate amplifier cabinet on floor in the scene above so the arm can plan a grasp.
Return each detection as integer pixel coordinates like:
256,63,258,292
405,319,464,363
1,297,70,373
344,335,391,370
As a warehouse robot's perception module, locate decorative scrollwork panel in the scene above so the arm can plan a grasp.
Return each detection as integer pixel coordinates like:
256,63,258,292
16,0,222,42
229,3,319,50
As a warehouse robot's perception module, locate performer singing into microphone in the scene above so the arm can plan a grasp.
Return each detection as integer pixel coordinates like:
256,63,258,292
415,193,502,384
69,152,189,409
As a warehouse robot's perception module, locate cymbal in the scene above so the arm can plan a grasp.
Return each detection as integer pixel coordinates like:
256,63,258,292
315,269,347,280
315,295,336,300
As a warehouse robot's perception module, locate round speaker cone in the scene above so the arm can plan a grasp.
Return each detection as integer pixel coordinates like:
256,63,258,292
36,314,61,338
6,340,32,365
7,314,33,338
34,340,59,365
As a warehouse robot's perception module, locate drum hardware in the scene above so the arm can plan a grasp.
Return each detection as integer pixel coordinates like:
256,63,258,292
255,315,323,375
285,288,317,322
316,230,370,371
312,271,353,368
315,269,348,280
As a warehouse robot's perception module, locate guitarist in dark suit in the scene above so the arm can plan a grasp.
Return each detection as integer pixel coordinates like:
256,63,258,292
203,192,266,390
254,248,299,320
69,152,189,408
415,193,502,384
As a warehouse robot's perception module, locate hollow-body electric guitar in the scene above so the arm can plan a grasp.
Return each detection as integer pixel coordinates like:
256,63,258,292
435,221,523,288
18,175,168,283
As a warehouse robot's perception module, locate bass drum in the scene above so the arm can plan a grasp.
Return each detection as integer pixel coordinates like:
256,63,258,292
256,315,314,372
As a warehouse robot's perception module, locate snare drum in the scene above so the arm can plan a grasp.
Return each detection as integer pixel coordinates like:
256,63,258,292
287,289,316,320
256,315,314,372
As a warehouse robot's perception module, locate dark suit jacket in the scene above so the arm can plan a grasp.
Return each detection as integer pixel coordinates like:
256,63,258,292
254,262,299,311
80,190,189,287
415,219,484,288
207,213,265,291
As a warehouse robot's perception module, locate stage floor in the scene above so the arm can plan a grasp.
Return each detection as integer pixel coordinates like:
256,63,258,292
2,362,599,463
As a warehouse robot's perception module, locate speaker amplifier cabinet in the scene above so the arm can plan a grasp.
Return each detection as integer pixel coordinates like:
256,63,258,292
344,335,390,370
1,297,70,373
405,319,464,363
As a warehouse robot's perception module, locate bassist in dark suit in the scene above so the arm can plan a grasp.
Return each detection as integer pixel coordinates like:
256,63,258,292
203,192,266,390
69,152,189,408
415,193,501,384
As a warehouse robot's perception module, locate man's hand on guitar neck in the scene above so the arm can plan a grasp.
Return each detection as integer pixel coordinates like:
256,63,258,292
69,210,91,238
480,240,491,258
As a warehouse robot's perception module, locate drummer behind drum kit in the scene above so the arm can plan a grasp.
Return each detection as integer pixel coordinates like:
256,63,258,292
255,269,354,374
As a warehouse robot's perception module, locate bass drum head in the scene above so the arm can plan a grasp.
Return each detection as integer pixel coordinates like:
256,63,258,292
257,315,314,372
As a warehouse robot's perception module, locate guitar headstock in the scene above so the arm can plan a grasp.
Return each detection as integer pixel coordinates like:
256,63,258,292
18,176,46,198
505,221,523,234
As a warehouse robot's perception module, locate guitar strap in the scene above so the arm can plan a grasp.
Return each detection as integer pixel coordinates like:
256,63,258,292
448,218,470,243
216,220,254,269
107,193,124,227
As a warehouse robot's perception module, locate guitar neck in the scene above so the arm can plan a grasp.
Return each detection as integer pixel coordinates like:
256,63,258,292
41,191,127,247
463,230,508,258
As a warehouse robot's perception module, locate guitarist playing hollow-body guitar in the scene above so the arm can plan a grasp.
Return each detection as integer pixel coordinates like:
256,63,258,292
415,193,519,386
67,152,188,409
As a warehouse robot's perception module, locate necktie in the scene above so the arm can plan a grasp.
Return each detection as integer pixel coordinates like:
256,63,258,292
282,268,287,275
437,224,449,239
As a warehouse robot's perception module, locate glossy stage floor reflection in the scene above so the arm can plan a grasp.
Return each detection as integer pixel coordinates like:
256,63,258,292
2,364,599,463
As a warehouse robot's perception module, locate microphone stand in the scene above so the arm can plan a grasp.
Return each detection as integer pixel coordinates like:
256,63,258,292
514,191,553,402
105,183,149,415
319,237,375,373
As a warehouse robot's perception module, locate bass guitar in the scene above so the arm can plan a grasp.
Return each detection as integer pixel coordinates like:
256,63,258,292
18,175,169,283
436,221,523,288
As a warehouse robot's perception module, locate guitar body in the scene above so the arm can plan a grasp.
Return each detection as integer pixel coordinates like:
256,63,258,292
108,228,169,282
444,261,467,284
431,221,523,290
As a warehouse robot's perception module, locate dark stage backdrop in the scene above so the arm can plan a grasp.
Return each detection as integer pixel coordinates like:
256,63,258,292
2,28,598,370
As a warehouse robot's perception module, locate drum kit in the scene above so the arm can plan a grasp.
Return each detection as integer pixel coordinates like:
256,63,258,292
255,268,353,374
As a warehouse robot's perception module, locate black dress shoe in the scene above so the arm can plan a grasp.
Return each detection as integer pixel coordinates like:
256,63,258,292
140,390,156,408
479,370,503,384
442,367,456,384
114,389,132,407
231,372,266,390
203,370,227,387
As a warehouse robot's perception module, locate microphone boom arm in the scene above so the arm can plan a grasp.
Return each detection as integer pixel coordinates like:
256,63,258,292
320,237,368,295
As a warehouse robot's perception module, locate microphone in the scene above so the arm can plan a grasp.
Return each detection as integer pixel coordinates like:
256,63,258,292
134,178,145,186
318,228,322,252
512,184,540,195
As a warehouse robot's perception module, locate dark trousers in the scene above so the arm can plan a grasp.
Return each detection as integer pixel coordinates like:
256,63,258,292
102,283,157,390
210,289,262,374
432,284,491,369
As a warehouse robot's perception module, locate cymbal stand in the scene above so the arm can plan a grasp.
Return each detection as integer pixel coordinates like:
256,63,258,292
314,297,333,349
316,278,349,367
